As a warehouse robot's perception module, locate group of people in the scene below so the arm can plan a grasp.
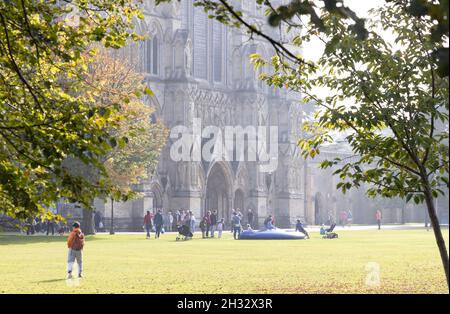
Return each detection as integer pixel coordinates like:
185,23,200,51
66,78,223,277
21,216,67,236
140,207,388,241
263,215,276,229
325,209,383,230
143,210,165,239
142,208,257,240
23,211,107,237
199,210,220,238
143,208,200,239
62,208,385,280
141,208,316,240
200,208,256,240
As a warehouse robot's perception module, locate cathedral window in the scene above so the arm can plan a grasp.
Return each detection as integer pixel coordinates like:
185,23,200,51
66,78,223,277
146,37,159,75
193,6,208,80
213,21,223,83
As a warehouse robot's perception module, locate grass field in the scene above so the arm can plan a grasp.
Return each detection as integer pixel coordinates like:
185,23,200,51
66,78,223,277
0,228,448,294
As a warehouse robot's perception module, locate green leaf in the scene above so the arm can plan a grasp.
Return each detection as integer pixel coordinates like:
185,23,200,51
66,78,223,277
144,87,154,97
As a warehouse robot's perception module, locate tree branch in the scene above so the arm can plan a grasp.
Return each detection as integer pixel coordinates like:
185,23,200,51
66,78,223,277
0,12,45,114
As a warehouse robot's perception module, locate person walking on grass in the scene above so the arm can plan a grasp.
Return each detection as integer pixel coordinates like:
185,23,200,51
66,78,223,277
46,218,55,236
94,211,102,233
347,210,353,227
67,221,84,279
200,217,207,239
144,211,153,239
217,218,225,238
231,212,242,240
189,211,196,233
376,210,382,230
206,211,213,237
154,210,164,239
26,216,36,235
295,219,310,239
166,211,173,232
174,209,180,227
34,217,42,233
210,210,218,238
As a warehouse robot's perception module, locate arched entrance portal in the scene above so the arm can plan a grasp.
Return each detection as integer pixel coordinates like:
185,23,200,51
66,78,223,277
151,185,163,212
234,189,245,212
205,163,232,223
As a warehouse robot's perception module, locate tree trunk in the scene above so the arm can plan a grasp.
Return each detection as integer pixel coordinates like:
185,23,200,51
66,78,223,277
82,208,95,235
110,198,115,235
423,185,449,290
401,204,405,225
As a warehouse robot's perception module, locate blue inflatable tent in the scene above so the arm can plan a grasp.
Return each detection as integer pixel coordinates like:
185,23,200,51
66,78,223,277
239,228,305,240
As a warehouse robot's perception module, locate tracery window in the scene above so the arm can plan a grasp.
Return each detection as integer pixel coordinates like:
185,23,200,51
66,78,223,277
193,6,208,79
146,37,159,75
212,21,224,83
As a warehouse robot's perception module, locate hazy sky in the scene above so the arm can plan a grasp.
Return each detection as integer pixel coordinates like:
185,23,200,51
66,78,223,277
299,0,386,145
302,0,385,62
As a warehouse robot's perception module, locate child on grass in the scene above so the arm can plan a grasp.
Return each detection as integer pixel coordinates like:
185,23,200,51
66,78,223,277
199,217,207,238
295,219,310,239
217,218,225,238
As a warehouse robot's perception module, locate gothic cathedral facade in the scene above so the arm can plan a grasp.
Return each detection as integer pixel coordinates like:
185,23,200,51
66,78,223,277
101,0,306,229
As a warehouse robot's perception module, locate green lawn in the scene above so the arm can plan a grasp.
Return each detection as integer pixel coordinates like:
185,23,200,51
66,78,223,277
0,229,448,294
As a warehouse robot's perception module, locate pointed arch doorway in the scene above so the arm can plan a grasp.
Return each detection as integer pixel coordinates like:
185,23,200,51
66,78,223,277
151,184,163,212
205,162,232,223
234,189,245,212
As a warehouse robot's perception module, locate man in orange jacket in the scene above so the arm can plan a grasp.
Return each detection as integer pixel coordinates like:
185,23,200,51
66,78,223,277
67,221,84,279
